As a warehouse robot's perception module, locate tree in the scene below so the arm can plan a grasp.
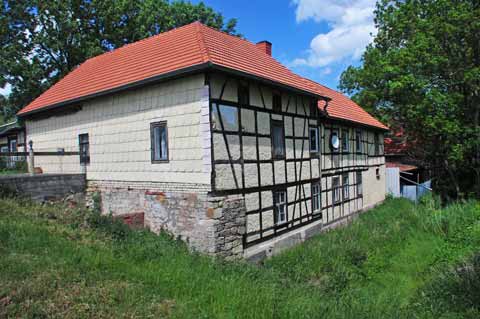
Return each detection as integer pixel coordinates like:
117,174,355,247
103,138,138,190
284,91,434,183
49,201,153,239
0,0,238,119
339,0,480,200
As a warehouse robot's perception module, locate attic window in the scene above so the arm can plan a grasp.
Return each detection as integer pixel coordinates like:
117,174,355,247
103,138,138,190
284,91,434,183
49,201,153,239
356,130,363,152
310,100,318,117
273,93,282,113
342,130,349,152
374,133,380,155
238,83,249,106
309,126,319,153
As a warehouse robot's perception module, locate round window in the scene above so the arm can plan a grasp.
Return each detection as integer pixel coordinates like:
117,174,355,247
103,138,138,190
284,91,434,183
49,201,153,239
330,132,340,150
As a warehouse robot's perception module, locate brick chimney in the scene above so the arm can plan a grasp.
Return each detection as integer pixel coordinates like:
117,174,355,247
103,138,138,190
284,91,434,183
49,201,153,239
256,41,272,56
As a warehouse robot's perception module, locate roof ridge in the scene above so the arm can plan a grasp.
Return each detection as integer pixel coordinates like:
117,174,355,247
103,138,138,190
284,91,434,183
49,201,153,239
194,22,211,63
198,22,265,48
79,23,199,66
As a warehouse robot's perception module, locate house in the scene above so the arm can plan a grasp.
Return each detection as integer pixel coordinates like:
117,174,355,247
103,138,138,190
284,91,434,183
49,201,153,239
17,22,388,260
0,120,26,169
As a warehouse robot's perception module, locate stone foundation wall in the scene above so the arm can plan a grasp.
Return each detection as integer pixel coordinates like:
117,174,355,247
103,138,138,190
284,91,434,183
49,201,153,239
208,196,246,259
88,180,246,259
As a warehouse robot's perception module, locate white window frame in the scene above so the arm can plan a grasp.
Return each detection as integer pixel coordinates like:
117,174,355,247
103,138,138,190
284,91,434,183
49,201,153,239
355,130,363,153
356,171,363,197
309,126,319,153
332,177,341,204
273,190,287,225
312,182,321,213
342,130,349,152
151,121,169,163
342,173,349,200
78,133,90,166
374,133,380,155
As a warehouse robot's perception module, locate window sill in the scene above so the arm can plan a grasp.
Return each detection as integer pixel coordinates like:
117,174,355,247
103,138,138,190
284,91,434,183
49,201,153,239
151,159,169,164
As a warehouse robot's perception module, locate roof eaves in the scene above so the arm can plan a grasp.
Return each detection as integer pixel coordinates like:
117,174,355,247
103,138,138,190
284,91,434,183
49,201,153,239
325,115,389,132
209,64,328,100
18,62,212,117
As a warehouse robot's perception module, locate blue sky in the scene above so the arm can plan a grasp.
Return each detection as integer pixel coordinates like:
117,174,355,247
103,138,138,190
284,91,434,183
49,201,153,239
192,0,377,91
0,0,377,97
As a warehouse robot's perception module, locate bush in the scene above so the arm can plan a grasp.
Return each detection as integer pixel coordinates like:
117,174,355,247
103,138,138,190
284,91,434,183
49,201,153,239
444,253,480,309
86,210,130,241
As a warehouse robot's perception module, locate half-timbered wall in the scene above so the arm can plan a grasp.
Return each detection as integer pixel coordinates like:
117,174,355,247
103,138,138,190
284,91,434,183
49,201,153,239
208,72,385,248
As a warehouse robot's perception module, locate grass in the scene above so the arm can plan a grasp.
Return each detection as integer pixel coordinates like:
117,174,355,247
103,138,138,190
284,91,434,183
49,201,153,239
0,196,479,318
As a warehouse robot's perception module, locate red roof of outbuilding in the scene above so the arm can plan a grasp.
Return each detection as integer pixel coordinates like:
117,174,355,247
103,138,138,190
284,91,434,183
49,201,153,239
18,22,387,130
386,162,417,172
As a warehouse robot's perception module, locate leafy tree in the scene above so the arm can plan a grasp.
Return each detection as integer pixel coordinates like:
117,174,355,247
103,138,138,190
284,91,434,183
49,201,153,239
340,0,480,199
0,0,237,119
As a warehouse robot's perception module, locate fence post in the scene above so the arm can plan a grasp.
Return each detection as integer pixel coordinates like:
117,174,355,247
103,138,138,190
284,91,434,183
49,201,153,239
28,140,35,176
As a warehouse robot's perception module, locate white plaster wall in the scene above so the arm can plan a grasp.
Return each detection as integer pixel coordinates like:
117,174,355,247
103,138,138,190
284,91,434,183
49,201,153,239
26,74,211,185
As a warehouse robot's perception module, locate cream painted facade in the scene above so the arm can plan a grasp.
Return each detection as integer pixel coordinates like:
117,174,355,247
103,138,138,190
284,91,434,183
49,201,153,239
26,74,211,186
24,71,386,258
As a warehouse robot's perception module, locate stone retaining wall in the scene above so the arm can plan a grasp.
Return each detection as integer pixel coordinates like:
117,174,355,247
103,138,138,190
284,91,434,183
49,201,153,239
88,181,246,259
0,173,86,202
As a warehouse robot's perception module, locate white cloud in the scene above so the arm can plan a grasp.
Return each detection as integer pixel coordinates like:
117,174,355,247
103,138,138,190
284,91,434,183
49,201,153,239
292,0,377,67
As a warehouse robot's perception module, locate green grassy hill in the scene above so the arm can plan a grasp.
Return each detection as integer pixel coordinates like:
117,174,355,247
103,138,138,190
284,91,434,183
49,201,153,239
0,196,479,318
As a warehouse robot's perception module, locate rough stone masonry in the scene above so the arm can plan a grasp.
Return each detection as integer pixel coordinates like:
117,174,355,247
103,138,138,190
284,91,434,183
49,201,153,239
87,180,246,260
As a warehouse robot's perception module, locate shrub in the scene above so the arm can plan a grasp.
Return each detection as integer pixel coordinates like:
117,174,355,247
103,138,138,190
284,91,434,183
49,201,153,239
447,253,480,309
86,210,130,241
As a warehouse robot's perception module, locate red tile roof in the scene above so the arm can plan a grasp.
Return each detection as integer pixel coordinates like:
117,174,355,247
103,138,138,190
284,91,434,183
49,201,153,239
386,162,417,172
301,78,388,130
18,22,387,130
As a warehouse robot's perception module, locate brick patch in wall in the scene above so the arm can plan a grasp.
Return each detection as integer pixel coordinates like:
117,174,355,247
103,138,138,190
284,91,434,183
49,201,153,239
114,212,145,229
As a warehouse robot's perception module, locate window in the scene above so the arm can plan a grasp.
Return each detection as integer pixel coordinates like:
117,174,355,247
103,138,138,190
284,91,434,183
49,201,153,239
330,130,340,152
79,134,90,165
342,130,349,152
374,133,380,155
238,83,249,106
356,171,363,197
312,182,321,213
271,120,285,159
355,130,362,152
310,99,318,118
332,177,341,204
151,122,168,162
309,126,319,153
376,168,381,180
9,138,17,153
213,104,239,131
273,93,282,113
273,190,287,224
342,173,349,200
